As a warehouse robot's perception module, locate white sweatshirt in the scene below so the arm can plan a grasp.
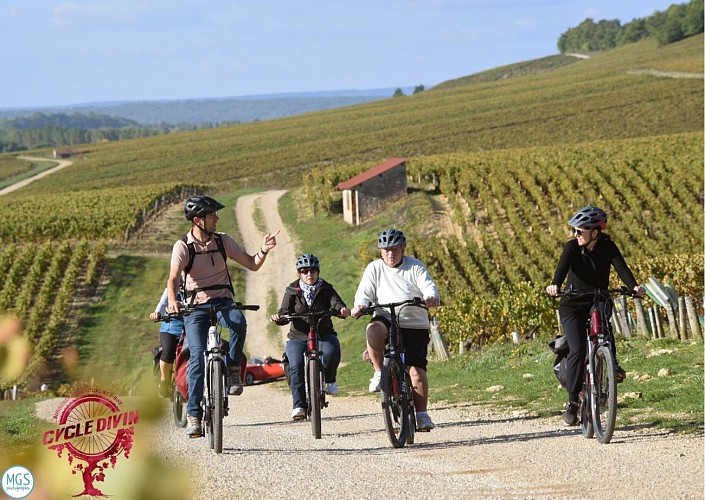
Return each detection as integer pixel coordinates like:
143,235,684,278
354,256,440,329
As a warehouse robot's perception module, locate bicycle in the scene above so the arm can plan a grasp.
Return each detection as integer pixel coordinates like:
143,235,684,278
276,309,343,439
555,286,635,444
151,316,188,428
182,301,259,453
359,297,427,448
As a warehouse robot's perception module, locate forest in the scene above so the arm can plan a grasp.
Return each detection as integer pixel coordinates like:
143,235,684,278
558,0,703,52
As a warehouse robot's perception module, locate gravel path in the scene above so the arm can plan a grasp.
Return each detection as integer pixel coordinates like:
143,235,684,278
144,383,703,499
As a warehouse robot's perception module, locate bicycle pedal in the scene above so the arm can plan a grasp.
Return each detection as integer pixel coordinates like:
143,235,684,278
417,428,431,433
188,433,203,439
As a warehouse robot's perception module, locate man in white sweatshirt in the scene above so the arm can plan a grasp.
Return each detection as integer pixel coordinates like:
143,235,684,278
351,228,440,431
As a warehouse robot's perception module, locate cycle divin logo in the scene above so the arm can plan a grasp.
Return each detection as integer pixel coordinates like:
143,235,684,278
43,388,139,497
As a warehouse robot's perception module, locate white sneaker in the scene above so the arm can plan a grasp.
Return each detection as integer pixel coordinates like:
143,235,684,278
368,371,382,393
185,415,202,436
291,407,305,420
326,382,338,395
416,413,435,432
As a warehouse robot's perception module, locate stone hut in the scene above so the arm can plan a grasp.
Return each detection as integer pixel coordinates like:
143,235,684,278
335,158,407,225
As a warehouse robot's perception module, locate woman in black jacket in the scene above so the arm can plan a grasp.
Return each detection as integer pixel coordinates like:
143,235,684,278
546,206,644,426
271,254,350,420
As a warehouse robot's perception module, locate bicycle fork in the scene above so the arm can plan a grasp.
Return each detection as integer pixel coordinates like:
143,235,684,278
303,331,327,413
204,326,228,418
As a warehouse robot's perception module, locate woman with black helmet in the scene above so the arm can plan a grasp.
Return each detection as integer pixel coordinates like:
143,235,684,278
166,195,279,437
546,206,645,426
351,228,441,432
270,253,350,420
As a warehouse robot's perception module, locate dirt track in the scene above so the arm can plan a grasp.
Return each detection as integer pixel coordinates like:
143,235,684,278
235,190,295,358
0,156,73,196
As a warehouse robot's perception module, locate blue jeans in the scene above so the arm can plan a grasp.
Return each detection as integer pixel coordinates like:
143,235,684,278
285,333,340,410
183,297,247,418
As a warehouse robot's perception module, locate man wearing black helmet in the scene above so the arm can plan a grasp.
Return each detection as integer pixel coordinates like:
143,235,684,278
546,205,644,427
351,228,440,432
166,195,279,437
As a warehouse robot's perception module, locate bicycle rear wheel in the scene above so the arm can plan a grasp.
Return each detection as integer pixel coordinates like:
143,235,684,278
210,360,225,453
381,356,407,448
592,345,617,444
405,372,416,445
307,358,322,439
580,389,594,439
172,384,187,428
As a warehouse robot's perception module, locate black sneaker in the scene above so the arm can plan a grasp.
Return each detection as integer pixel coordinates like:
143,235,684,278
564,402,579,426
615,365,627,383
228,367,243,396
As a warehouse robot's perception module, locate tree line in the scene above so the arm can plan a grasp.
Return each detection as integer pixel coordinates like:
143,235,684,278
0,112,222,152
558,0,703,52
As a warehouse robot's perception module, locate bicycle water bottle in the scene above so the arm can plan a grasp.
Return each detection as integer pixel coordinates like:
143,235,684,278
589,308,602,343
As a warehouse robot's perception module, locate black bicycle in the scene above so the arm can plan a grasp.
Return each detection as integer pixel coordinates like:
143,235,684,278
555,286,635,444
275,309,343,439
182,301,259,453
359,297,427,448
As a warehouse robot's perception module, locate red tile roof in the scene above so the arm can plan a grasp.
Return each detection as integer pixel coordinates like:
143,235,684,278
335,158,407,190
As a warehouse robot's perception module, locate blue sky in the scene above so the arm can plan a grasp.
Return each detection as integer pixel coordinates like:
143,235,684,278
0,0,681,108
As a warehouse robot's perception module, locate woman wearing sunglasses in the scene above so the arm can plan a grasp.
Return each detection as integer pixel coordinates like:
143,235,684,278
546,206,645,426
271,253,350,420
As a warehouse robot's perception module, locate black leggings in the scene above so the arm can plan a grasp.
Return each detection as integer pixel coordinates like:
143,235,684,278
560,301,617,400
159,332,179,363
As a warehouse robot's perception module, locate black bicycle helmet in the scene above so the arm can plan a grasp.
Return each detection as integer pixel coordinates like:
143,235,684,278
295,253,320,270
378,228,406,249
567,206,607,230
184,195,225,221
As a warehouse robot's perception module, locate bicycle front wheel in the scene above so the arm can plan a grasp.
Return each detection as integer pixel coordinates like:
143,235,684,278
591,345,617,444
381,356,408,448
307,358,322,439
211,360,225,453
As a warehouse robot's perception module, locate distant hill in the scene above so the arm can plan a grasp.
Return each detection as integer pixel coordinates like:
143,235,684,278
0,87,416,126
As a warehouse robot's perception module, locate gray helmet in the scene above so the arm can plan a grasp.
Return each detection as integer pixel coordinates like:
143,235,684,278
568,206,607,230
296,253,320,270
184,195,225,221
378,228,406,249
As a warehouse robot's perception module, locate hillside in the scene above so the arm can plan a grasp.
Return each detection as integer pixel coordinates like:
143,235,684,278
0,34,702,391
1,35,700,203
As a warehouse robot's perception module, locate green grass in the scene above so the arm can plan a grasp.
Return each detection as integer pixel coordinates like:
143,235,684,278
75,255,169,391
0,399,52,458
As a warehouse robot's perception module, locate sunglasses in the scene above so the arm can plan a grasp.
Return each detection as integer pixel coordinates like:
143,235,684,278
299,268,318,274
573,228,592,236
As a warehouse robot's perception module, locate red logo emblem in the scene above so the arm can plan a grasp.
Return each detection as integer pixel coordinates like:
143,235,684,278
43,388,138,497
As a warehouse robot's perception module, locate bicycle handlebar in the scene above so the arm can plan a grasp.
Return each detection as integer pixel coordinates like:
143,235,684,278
358,297,427,316
276,309,345,323
554,285,636,298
